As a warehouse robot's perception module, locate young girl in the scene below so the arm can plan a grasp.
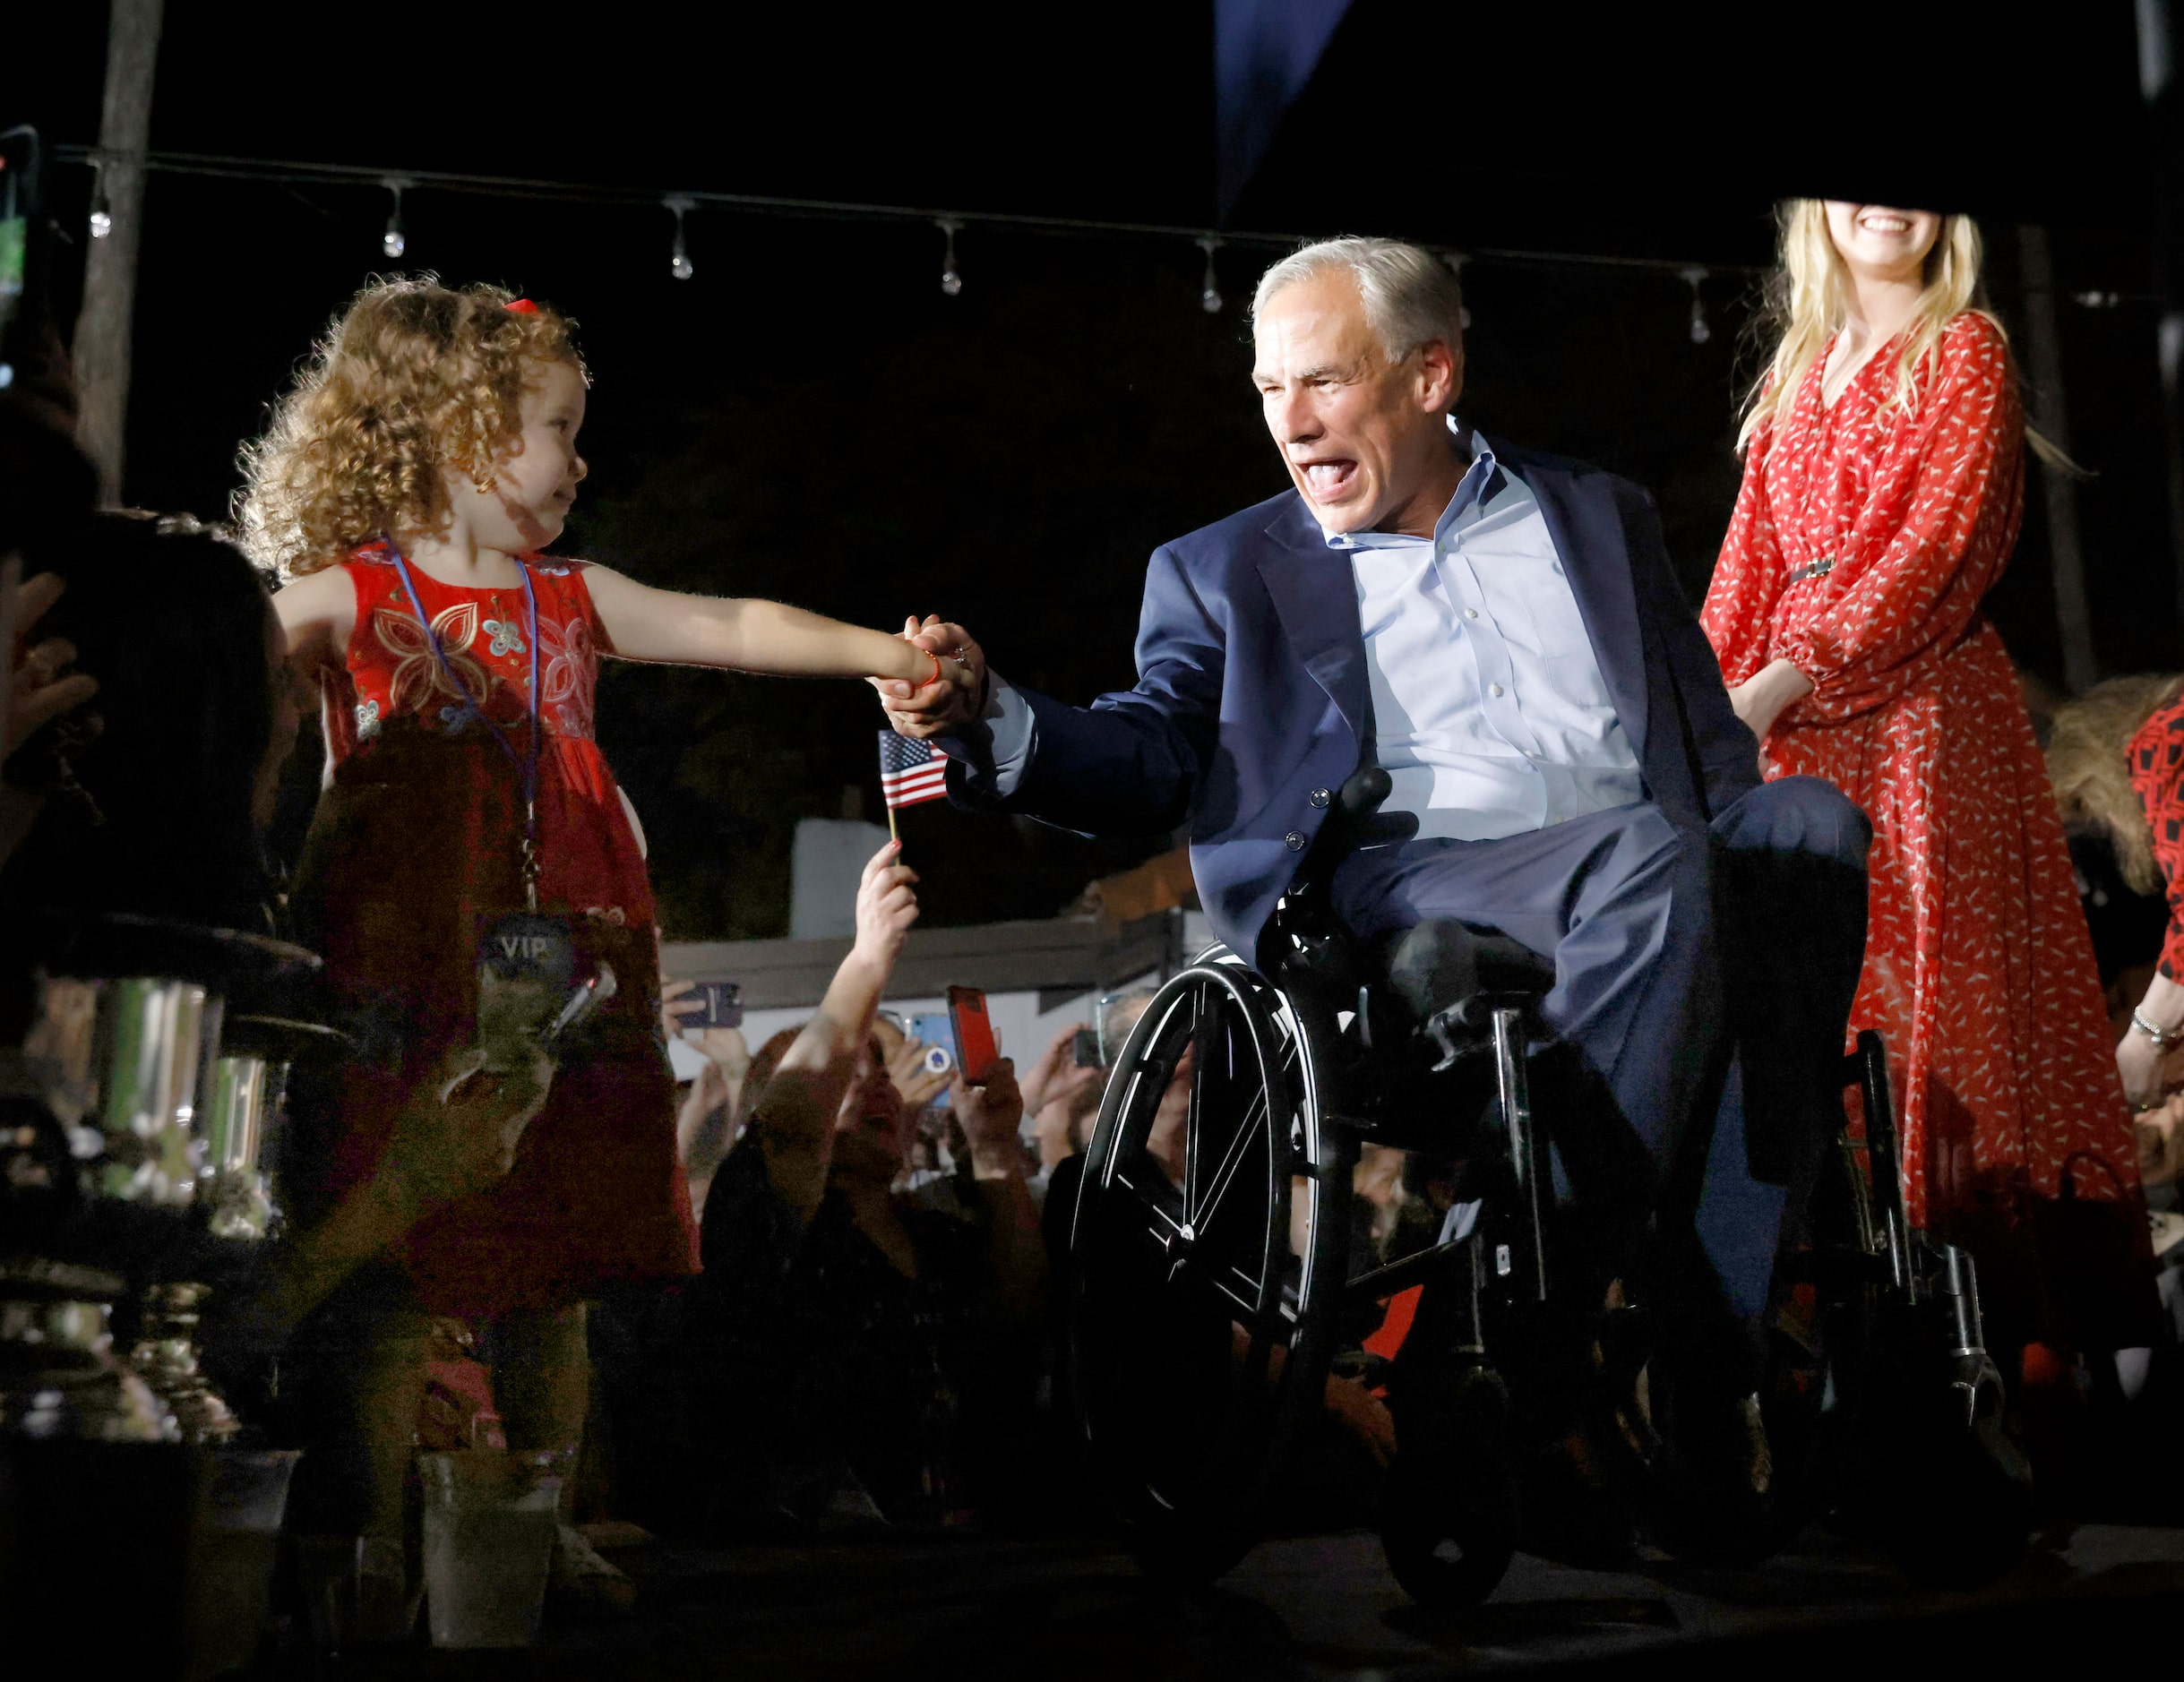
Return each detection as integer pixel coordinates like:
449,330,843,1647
245,279,961,1545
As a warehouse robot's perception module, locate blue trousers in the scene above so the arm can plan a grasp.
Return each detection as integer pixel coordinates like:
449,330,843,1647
1330,777,1870,1318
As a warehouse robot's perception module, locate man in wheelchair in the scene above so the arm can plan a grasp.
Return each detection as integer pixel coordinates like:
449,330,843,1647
880,238,1880,1561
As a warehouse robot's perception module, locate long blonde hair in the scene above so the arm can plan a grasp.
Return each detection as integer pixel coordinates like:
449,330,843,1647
1738,200,2000,454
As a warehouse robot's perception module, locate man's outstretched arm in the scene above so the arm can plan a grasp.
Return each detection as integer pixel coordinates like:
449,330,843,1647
875,545,1225,838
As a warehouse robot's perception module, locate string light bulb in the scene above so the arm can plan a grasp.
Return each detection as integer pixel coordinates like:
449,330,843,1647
937,219,963,296
381,179,408,261
666,198,694,281
1681,266,1711,345
47,148,1774,337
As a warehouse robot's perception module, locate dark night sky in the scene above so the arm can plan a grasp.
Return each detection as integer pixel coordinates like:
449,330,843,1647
5,4,2177,937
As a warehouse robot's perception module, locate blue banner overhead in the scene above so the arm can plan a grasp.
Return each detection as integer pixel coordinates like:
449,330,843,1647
1213,0,1354,219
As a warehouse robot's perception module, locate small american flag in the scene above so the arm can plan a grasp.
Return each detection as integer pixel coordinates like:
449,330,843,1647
879,730,950,810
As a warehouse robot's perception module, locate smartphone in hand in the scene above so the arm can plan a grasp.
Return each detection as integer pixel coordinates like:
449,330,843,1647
1071,1026,1102,1069
685,981,744,1031
947,985,1000,1084
906,1013,956,1073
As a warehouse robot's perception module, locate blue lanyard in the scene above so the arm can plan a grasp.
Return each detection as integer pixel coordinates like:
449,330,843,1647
385,541,546,909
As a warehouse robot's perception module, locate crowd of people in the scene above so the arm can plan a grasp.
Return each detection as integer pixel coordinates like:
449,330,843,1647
4,193,2182,1627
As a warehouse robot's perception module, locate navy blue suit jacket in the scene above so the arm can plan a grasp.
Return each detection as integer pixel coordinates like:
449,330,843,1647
953,439,1761,965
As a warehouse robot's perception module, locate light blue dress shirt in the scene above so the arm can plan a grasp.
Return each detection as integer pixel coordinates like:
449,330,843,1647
1327,427,1640,841
953,425,1640,838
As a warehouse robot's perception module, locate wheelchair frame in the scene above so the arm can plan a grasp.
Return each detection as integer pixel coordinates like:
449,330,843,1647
1061,772,2029,1606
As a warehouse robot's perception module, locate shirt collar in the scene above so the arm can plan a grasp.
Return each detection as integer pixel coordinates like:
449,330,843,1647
1319,417,1498,551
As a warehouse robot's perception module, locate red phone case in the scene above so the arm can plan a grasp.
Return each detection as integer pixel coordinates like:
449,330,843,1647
948,985,1000,1083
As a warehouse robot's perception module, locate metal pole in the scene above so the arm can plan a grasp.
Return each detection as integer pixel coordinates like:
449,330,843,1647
2016,225,2098,694
2138,0,2184,626
1490,1007,1545,1303
71,0,164,507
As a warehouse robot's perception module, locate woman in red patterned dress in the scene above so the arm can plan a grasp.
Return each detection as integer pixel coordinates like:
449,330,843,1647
246,280,966,1546
1700,202,2143,1351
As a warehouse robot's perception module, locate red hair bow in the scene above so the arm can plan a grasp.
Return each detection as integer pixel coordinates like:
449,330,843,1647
504,297,540,314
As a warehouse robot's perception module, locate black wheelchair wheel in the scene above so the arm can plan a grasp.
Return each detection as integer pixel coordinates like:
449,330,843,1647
1879,1342,2030,1588
1380,1361,1520,1611
1761,1040,2030,1586
1062,957,1349,1581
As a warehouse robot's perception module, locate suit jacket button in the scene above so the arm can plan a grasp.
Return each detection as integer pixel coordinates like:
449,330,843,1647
1308,787,1331,808
1285,831,1307,851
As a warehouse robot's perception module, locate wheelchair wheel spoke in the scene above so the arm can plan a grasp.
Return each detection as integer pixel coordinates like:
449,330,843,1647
1207,1264,1268,1327
1114,1164,1275,1323
1181,983,1218,1223
1113,1165,1185,1244
1187,1085,1270,1241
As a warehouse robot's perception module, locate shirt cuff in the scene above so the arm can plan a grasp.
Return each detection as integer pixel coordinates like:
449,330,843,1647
936,672,1035,800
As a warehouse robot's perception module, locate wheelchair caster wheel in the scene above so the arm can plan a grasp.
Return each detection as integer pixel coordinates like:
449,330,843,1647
1886,1354,2031,1590
1380,1364,1519,1610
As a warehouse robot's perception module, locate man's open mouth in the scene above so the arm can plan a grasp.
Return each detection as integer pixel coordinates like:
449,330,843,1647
1298,459,1359,501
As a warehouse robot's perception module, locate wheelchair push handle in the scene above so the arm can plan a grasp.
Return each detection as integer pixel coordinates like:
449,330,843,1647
1275,768,1406,934
1282,767,1395,921
1337,766,1392,820
1308,767,1396,871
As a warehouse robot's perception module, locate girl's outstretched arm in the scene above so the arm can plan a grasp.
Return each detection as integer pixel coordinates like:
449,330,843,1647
583,564,965,688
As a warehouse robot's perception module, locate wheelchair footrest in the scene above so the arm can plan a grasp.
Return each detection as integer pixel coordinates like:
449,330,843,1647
1420,992,1541,1073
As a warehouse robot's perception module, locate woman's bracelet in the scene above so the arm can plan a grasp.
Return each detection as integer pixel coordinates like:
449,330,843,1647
2132,1007,2179,1048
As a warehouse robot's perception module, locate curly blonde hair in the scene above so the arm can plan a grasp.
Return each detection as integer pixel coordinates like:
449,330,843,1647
2047,673,2184,897
235,278,586,577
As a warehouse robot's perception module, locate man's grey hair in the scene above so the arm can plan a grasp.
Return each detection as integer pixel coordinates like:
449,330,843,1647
1251,236,1465,363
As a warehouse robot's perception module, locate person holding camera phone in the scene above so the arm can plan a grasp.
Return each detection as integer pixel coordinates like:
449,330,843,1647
686,843,1049,1530
1018,1022,1106,1200
661,974,752,1215
873,1010,954,1113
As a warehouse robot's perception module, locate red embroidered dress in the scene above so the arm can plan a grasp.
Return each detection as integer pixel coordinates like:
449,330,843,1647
293,544,696,1314
1701,314,2137,1236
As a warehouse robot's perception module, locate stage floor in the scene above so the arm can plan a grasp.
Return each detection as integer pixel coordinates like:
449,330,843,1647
299,1521,2184,1678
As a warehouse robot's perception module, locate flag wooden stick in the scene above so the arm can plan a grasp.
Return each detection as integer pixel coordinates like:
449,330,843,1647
888,803,899,845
